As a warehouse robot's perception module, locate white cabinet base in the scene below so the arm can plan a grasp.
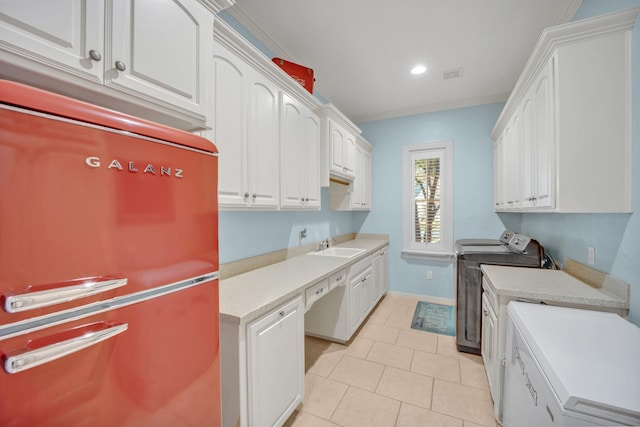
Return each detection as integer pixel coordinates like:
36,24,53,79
221,296,304,427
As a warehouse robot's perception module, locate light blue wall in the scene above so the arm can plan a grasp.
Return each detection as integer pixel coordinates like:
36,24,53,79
515,0,640,325
356,0,640,326
357,104,507,301
219,189,355,263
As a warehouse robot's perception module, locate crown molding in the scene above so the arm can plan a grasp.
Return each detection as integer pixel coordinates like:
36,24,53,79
199,0,235,14
213,19,322,111
353,93,510,124
491,6,639,139
225,3,294,60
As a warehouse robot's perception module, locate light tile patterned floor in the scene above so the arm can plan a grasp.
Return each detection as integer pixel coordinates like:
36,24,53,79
284,294,498,427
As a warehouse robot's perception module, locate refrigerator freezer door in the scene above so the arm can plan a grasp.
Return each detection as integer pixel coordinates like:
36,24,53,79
0,102,218,324
0,280,220,427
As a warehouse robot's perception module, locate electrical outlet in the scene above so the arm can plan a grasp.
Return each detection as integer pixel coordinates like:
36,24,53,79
588,247,595,265
427,271,433,280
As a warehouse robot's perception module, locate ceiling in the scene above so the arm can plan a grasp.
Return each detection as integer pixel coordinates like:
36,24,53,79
225,0,582,123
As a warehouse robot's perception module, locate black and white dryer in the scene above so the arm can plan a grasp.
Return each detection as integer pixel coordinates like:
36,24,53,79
454,231,543,354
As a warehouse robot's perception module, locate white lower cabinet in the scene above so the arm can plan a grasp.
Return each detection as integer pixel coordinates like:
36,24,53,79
481,291,500,408
247,296,304,427
221,296,304,427
373,246,389,298
306,250,387,343
349,266,372,333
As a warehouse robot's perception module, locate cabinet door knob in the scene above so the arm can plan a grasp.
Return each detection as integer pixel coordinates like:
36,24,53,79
279,311,285,317
89,49,102,61
115,61,126,72
252,193,257,200
244,192,250,199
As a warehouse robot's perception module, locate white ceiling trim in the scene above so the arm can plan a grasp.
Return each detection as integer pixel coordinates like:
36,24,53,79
226,4,291,59
555,0,584,25
353,93,510,124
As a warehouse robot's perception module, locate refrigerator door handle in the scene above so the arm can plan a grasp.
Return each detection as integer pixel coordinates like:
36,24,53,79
5,278,128,313
4,322,128,374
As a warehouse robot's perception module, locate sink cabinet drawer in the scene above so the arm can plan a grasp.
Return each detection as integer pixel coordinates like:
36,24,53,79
482,277,498,311
305,278,330,311
329,269,347,290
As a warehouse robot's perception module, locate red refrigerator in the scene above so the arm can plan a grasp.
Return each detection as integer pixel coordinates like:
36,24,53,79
0,80,221,426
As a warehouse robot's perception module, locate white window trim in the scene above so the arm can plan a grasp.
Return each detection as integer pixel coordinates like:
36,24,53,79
402,141,454,259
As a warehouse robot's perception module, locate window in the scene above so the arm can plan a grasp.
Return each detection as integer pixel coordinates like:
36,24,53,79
402,141,453,257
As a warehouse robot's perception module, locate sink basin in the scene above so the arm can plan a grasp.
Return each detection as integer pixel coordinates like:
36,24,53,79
307,247,365,258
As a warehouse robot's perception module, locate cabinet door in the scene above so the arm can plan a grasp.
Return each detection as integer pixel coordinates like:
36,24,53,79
481,293,499,398
329,121,346,174
0,0,104,83
304,111,321,209
248,71,280,208
343,132,357,178
349,268,372,332
533,58,555,210
373,248,388,299
502,125,513,209
108,0,211,117
351,144,363,209
349,273,365,332
361,148,372,209
212,43,249,207
280,94,305,208
247,296,304,427
493,136,505,210
521,94,535,209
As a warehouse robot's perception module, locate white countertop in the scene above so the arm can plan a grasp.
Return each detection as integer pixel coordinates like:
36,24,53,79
219,238,388,324
481,265,629,310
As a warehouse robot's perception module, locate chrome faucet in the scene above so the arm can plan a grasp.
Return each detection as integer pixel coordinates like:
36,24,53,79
318,238,331,251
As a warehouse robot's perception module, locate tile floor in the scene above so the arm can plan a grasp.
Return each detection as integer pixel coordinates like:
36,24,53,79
284,294,498,427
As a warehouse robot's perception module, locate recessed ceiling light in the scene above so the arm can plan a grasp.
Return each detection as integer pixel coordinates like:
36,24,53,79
411,65,427,75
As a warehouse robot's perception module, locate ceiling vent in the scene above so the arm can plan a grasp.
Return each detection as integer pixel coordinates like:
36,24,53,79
443,68,463,80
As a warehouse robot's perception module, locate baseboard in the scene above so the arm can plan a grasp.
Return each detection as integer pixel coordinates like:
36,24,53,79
386,290,455,306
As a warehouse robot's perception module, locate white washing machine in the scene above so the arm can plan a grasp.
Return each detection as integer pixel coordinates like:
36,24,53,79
502,301,640,426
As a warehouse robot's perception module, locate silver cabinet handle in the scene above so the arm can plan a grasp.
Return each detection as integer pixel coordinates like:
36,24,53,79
89,49,102,61
5,277,127,313
115,61,126,71
244,192,250,199
4,322,128,374
252,194,257,200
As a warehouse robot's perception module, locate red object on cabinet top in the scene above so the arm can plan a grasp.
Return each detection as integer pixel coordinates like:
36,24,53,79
272,58,315,94
0,79,217,154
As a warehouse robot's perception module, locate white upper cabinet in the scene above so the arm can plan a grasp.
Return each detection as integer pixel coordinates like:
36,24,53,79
213,18,324,211
329,137,373,211
492,8,637,213
212,41,279,209
0,0,216,130
328,120,357,180
0,0,104,83
108,0,211,118
319,104,361,185
280,93,321,209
